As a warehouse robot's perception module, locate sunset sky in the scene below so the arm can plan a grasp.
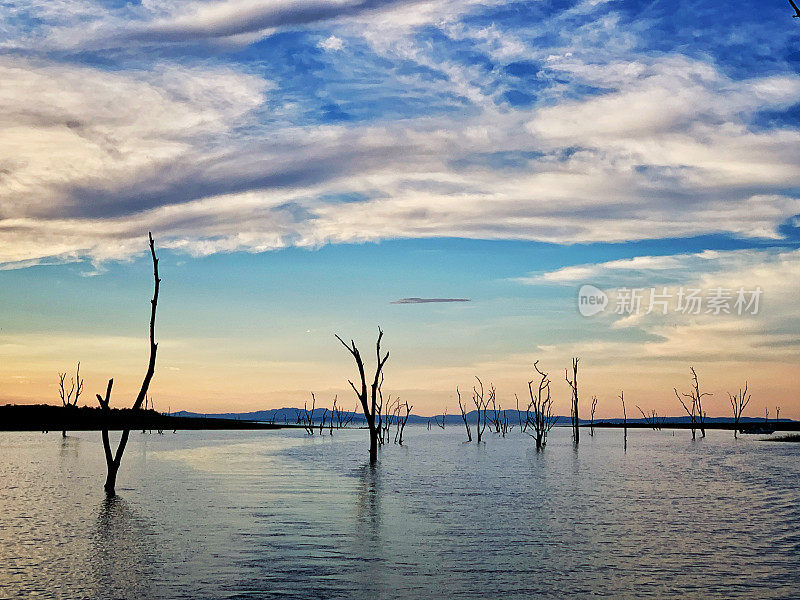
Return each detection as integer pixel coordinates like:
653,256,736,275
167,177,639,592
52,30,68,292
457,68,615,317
1,0,799,418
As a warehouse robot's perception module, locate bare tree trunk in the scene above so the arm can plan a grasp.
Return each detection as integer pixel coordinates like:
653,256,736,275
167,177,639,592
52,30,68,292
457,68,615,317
96,233,160,496
565,358,579,444
457,389,472,442
729,382,751,440
58,361,83,438
526,361,556,451
676,367,711,440
620,391,627,451
472,378,489,443
336,327,389,463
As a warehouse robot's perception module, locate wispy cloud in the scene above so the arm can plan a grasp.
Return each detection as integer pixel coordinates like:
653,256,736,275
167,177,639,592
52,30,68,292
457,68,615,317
391,297,471,304
0,1,798,266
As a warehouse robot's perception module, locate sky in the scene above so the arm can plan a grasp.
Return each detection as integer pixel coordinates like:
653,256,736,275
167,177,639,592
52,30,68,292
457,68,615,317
1,0,799,419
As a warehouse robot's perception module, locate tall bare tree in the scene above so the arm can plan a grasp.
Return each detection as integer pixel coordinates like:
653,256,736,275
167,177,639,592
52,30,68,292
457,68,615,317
526,361,556,450
58,361,84,437
728,383,751,439
394,400,412,445
472,377,490,443
589,395,597,436
95,233,160,496
675,366,711,439
565,357,580,444
336,327,390,463
457,388,472,442
620,391,627,451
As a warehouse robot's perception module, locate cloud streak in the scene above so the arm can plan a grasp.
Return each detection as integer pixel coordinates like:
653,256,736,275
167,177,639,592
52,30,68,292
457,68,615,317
391,297,471,304
1,1,799,267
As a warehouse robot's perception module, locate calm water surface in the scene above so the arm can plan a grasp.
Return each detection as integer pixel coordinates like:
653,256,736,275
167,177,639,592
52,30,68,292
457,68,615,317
1,426,798,599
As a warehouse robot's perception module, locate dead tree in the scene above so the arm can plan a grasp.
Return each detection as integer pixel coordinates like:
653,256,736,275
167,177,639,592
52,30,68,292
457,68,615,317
332,395,355,430
675,367,711,439
299,395,316,435
58,361,84,437
433,407,446,429
516,394,528,433
486,390,510,436
526,361,556,450
565,357,580,444
457,388,472,442
383,394,402,443
620,391,627,451
589,395,597,436
336,327,390,463
394,401,412,445
472,377,490,443
728,383,751,439
498,406,510,436
95,233,160,496
637,406,664,431
489,386,501,434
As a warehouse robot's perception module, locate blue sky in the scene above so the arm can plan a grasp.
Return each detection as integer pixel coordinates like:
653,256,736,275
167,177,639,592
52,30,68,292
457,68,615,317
1,0,799,416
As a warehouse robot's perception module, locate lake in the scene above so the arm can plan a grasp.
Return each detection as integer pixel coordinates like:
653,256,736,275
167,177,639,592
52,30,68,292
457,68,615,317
1,426,798,599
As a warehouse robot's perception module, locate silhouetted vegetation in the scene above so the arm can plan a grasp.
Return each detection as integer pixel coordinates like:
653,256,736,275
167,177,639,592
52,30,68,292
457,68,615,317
675,367,711,439
620,391,627,451
95,233,160,496
0,404,284,431
336,327,390,463
58,361,83,437
525,361,556,450
729,382,752,439
637,406,666,431
565,357,579,444
457,388,471,442
471,378,490,443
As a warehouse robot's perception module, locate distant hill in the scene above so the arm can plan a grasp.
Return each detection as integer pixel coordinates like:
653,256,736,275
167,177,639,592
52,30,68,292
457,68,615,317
173,407,792,427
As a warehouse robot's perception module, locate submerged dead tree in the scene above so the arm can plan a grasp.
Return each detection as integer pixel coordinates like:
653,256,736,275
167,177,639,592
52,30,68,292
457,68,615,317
394,400,412,445
516,394,528,433
565,357,580,444
620,391,627,451
298,394,316,435
637,406,665,431
96,233,160,496
526,361,556,450
58,361,84,437
433,407,446,429
675,367,711,439
472,378,490,443
589,395,597,436
336,327,390,463
728,382,751,439
457,388,472,442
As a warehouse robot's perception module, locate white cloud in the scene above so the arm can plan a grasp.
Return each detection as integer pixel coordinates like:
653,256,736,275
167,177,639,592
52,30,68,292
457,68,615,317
1,6,800,267
521,247,800,366
318,34,344,51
